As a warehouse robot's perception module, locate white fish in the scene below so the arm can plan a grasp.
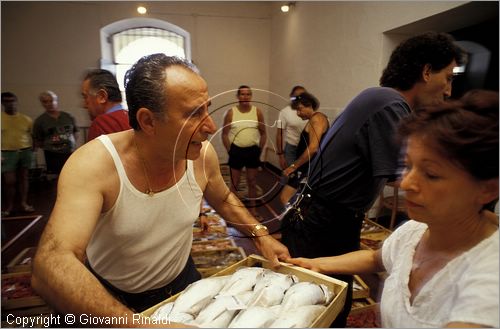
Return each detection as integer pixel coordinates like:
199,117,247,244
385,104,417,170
270,305,326,328
168,312,195,324
247,270,297,307
247,284,286,307
219,267,265,296
171,275,229,315
253,269,297,293
194,292,252,328
150,302,194,325
228,306,278,328
151,301,174,321
280,282,333,312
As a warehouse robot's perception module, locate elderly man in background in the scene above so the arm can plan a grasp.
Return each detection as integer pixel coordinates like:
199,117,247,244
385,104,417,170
33,90,78,177
81,69,131,141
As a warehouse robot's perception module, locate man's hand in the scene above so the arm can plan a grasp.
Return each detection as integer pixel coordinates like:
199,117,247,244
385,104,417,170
253,235,291,269
278,155,288,170
199,214,209,232
283,165,295,177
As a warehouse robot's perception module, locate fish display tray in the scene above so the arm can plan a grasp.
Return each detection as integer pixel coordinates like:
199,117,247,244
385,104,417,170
141,254,348,328
193,225,227,235
347,300,380,328
1,272,46,310
193,213,227,232
192,247,247,278
191,238,237,253
361,218,392,235
352,275,370,300
350,297,377,313
7,247,37,273
360,231,391,250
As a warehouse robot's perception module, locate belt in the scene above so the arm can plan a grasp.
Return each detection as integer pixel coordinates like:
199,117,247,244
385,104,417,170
2,147,31,152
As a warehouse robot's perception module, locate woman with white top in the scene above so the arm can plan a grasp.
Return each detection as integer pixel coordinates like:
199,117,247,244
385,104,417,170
287,89,499,327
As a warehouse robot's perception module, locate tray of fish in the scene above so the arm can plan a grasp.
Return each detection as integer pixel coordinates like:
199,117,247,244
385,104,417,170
347,300,380,328
360,231,391,250
7,247,37,273
360,218,392,235
141,254,347,328
192,229,229,242
192,247,246,278
191,239,237,253
2,272,46,310
194,213,227,232
352,275,370,300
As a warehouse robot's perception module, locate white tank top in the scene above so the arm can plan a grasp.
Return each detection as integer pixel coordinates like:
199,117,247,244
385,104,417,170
86,135,203,293
229,106,260,147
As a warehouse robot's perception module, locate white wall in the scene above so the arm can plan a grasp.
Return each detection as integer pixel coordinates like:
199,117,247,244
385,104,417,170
2,1,472,165
265,1,465,166
1,1,273,155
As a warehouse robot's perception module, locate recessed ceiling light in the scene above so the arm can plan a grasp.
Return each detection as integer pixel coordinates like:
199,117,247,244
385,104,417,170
137,6,147,15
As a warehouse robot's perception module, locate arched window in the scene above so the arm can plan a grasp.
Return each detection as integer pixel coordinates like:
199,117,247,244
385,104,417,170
100,18,191,95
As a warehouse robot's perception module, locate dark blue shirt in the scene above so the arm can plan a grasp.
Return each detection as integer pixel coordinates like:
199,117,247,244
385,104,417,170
307,87,410,212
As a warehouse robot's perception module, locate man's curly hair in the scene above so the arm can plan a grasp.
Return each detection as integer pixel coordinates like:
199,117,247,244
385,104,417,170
380,32,466,91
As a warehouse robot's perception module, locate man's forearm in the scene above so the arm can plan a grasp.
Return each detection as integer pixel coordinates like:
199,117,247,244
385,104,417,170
32,251,139,327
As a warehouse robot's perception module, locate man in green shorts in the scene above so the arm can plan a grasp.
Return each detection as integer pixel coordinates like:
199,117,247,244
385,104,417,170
1,92,35,216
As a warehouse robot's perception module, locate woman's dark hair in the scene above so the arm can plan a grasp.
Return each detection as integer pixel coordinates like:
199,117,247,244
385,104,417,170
291,91,320,111
124,54,198,130
380,32,466,90
398,89,499,209
289,85,306,97
84,69,123,103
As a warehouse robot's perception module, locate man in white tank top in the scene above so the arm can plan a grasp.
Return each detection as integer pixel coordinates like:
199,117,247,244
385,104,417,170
222,86,267,217
32,55,290,325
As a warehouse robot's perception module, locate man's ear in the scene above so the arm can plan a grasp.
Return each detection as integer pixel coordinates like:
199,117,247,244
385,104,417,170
422,64,432,83
96,89,108,104
136,108,156,134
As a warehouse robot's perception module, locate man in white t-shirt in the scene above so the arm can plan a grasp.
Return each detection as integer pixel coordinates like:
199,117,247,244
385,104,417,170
276,86,307,169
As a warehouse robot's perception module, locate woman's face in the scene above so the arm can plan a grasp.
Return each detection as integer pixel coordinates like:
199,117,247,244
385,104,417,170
296,104,313,120
400,134,493,226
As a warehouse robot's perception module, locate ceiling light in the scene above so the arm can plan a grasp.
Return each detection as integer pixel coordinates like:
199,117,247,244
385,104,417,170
137,6,147,14
281,2,295,13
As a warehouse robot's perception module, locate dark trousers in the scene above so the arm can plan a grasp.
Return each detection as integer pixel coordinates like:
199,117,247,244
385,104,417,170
87,256,201,312
44,150,71,174
280,193,364,327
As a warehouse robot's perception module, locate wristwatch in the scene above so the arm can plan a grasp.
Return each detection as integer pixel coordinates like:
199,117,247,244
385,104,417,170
290,163,296,169
250,224,269,237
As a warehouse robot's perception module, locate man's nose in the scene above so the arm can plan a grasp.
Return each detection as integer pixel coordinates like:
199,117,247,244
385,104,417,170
202,115,217,134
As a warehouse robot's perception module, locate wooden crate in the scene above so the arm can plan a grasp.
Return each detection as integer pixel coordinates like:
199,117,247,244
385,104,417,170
352,275,370,299
191,238,236,253
350,297,377,313
360,231,391,250
141,254,348,328
361,218,392,235
1,272,46,310
192,247,246,278
7,247,37,273
347,300,380,328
